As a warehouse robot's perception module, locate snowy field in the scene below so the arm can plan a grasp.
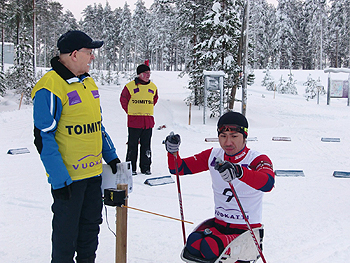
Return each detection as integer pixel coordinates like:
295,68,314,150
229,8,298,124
0,68,349,262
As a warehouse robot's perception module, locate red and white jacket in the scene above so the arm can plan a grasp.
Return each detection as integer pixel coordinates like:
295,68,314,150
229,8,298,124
167,146,274,226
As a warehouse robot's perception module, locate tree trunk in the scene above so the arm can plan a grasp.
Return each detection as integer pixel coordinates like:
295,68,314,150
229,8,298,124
1,26,4,72
229,5,245,110
33,0,36,77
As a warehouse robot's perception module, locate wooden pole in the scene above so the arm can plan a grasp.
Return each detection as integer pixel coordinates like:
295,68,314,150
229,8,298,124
18,92,24,110
188,102,191,125
116,184,128,263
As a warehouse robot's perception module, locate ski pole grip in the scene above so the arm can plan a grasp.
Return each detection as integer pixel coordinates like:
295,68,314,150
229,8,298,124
215,157,224,170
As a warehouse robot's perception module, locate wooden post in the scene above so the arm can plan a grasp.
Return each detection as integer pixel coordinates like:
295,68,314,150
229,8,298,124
18,92,24,110
116,184,128,263
188,102,191,125
327,72,330,105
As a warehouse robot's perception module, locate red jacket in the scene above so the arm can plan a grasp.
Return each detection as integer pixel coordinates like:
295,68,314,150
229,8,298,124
120,78,158,129
167,146,275,192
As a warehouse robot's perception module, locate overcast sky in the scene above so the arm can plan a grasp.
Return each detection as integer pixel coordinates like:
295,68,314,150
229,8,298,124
56,0,278,20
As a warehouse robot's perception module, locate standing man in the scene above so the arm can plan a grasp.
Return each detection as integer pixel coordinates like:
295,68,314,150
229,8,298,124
120,60,158,175
32,30,120,263
164,111,275,262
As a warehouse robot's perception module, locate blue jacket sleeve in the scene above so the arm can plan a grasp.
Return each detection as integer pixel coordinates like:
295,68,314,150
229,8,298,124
101,120,118,164
32,89,72,190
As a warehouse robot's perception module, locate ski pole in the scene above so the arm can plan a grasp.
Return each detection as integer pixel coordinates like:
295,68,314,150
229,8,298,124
173,152,187,245
228,182,267,263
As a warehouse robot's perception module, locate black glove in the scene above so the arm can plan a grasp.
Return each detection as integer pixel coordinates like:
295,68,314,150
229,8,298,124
214,158,243,182
165,132,181,153
52,182,72,200
108,158,121,174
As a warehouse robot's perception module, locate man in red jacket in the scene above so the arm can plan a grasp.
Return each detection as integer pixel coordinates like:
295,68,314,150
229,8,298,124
120,61,158,175
165,111,275,262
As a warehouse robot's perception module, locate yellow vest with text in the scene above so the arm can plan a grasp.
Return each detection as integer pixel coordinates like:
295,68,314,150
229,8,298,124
126,81,157,116
31,71,103,181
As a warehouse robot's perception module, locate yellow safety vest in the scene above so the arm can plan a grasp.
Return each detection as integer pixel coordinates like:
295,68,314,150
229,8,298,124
126,81,157,116
32,71,103,181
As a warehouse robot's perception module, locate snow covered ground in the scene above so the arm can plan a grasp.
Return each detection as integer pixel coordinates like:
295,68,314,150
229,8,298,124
1,68,350,262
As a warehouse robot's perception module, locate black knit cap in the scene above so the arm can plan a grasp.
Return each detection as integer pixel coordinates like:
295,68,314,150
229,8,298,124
137,64,150,75
217,111,248,137
57,30,104,54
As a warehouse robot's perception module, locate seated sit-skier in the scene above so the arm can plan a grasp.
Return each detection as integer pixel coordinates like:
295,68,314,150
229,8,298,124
164,111,275,262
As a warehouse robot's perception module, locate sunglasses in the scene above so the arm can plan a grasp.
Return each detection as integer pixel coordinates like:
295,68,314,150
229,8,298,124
69,49,94,56
217,124,248,135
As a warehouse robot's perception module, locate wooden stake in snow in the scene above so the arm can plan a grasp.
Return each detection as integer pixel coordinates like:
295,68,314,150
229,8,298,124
116,184,128,263
18,92,24,110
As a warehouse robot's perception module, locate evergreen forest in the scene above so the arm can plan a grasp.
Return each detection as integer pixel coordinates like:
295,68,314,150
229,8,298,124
0,0,349,114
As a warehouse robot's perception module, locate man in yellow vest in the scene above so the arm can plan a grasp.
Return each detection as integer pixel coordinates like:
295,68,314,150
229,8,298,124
120,60,158,175
32,30,120,263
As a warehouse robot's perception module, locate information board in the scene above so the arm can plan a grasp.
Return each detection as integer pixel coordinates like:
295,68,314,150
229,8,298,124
330,80,349,98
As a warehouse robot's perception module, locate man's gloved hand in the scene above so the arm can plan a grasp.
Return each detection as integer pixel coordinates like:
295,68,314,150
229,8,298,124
108,158,121,174
52,182,72,200
214,158,243,182
165,132,181,153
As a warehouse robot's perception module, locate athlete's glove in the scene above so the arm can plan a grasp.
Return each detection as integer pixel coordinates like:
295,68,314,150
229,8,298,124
108,158,121,174
214,158,243,182
164,132,181,153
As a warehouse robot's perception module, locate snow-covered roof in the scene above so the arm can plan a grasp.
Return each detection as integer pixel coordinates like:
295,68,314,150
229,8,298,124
203,70,225,77
324,68,350,74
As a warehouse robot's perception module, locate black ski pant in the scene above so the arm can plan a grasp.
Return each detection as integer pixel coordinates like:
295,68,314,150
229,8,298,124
51,176,103,263
126,127,152,173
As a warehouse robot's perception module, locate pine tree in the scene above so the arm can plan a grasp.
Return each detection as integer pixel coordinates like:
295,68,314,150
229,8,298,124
276,75,285,93
303,73,317,100
81,4,103,70
36,0,65,67
112,71,119,85
327,0,350,68
105,68,113,85
250,0,277,69
60,10,78,32
302,0,327,70
275,0,298,69
149,0,178,71
261,67,275,91
101,2,118,72
100,71,105,85
175,0,212,106
6,37,36,103
178,0,244,116
132,0,151,68
278,69,297,94
304,74,325,100
117,3,133,71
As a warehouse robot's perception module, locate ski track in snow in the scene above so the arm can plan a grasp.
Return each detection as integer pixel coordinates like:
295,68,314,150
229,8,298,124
0,69,350,262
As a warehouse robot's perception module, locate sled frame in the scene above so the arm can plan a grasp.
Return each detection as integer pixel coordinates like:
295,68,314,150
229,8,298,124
180,218,264,263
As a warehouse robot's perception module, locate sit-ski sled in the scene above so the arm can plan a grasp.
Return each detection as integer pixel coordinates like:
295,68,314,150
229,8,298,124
180,218,264,263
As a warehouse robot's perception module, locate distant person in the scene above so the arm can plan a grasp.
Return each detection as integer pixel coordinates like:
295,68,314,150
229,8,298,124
120,60,158,175
164,111,275,262
31,30,120,263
